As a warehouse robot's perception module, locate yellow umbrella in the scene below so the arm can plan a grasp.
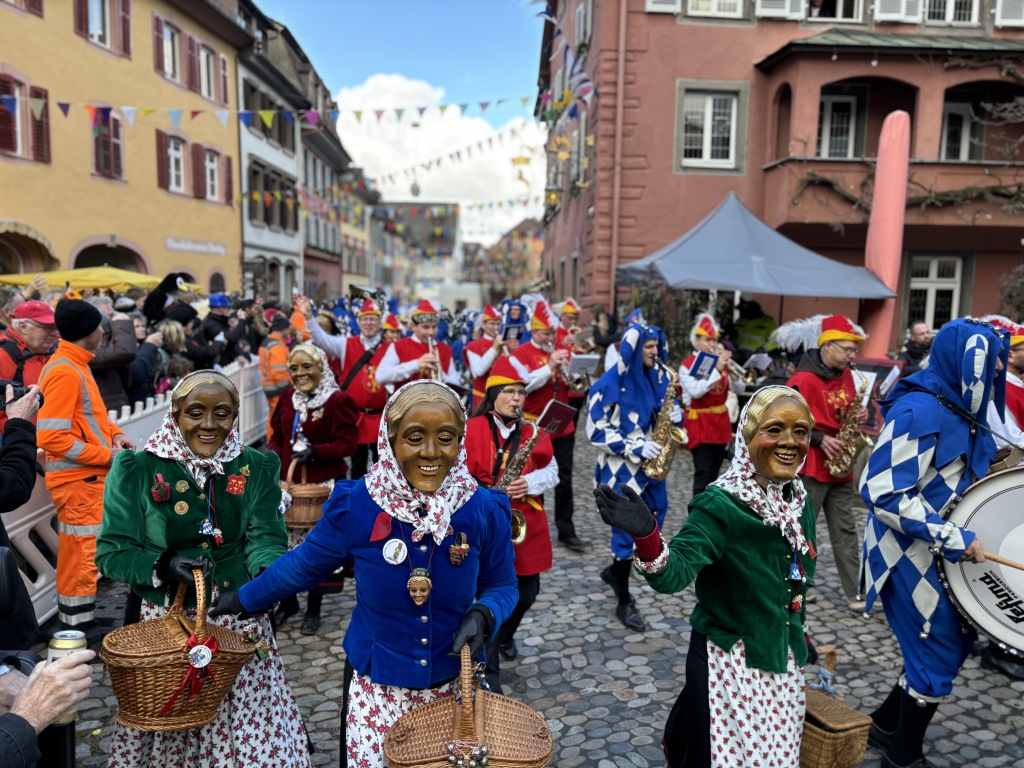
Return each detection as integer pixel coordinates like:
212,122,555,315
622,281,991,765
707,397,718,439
0,267,203,294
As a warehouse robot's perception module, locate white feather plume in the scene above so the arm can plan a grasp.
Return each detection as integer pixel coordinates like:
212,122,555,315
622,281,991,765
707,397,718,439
770,315,828,353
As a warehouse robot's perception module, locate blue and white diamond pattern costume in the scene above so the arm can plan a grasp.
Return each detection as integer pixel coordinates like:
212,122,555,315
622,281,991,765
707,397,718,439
861,317,1008,701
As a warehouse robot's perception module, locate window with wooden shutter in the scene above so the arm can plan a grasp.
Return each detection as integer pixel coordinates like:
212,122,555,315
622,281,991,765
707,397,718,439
26,0,43,16
0,77,18,154
186,35,200,92
74,0,88,37
94,111,122,178
153,16,164,73
29,86,50,164
156,129,169,190
191,143,205,199
167,137,185,192
110,115,122,177
119,0,131,56
224,155,233,205
219,56,229,106
996,0,1024,25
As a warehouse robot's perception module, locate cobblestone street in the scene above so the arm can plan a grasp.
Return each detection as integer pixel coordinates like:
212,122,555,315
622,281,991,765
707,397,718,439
57,439,1024,767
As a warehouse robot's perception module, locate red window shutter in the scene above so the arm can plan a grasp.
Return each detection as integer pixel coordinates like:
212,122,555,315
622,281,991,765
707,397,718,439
224,155,233,205
0,77,16,153
219,55,229,106
153,16,164,73
186,36,199,93
26,0,43,17
191,143,205,199
156,129,169,190
74,0,88,37
29,86,50,164
111,117,122,177
119,0,131,57
95,117,110,176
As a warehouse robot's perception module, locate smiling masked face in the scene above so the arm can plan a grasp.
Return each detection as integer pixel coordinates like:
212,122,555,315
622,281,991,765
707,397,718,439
175,383,238,458
746,397,812,485
288,349,322,395
391,401,461,493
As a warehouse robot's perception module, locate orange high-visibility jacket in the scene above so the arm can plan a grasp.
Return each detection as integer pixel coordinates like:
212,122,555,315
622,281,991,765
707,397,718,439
259,332,291,397
37,341,124,488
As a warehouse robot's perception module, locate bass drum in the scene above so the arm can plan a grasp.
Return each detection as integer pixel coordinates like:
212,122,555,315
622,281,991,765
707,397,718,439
939,467,1024,656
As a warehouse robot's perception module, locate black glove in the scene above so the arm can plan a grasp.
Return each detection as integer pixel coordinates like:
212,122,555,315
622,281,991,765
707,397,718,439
593,483,657,538
450,605,494,659
155,551,208,585
293,445,317,464
209,590,248,618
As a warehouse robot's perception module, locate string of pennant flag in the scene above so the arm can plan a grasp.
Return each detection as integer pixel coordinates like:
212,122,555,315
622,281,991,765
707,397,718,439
0,94,539,132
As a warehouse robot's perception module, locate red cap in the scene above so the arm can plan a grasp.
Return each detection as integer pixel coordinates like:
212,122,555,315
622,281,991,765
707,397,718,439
561,298,581,315
382,313,402,331
12,300,55,324
817,315,865,346
411,299,439,321
357,298,382,317
486,356,525,390
530,301,556,331
481,303,501,321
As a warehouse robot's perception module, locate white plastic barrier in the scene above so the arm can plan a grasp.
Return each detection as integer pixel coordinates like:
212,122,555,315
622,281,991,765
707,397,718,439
3,361,270,624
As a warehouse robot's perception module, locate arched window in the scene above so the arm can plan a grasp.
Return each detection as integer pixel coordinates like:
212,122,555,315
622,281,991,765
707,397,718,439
209,272,226,294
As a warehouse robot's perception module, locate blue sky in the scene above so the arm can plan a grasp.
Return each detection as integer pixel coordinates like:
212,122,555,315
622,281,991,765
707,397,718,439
254,0,547,130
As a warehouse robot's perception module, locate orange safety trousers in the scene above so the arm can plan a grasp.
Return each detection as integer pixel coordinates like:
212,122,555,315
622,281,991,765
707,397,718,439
50,477,104,629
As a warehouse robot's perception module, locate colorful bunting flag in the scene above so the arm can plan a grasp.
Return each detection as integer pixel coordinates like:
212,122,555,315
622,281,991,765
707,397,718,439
0,96,15,115
140,107,157,119
190,109,202,120
305,109,319,125
215,109,229,127
58,102,70,117
122,106,137,126
258,109,275,128
28,98,45,120
167,109,182,130
239,110,253,127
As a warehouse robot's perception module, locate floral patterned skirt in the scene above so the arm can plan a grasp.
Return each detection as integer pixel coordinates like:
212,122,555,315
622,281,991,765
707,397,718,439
345,670,457,768
707,639,805,768
107,599,311,768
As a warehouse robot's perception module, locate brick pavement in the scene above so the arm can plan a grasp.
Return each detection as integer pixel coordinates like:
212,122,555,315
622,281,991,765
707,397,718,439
53,440,1024,767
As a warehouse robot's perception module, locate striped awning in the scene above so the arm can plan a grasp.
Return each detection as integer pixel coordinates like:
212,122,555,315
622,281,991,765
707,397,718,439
0,219,56,260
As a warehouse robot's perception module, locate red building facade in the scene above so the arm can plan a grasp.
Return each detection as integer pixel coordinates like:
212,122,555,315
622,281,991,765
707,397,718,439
538,0,1024,351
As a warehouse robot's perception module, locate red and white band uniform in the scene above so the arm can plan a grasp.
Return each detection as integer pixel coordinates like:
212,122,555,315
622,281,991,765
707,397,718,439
785,367,856,484
678,357,744,451
465,334,502,403
304,319,387,446
464,415,557,577
508,340,575,440
375,334,460,388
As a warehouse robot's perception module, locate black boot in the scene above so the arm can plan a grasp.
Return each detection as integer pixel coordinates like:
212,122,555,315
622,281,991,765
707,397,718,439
882,688,939,768
868,682,902,751
603,559,645,632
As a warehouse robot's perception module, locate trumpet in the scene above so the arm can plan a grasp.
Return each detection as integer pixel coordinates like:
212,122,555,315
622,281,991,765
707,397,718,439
568,326,597,354
555,357,589,393
423,336,443,382
716,345,759,386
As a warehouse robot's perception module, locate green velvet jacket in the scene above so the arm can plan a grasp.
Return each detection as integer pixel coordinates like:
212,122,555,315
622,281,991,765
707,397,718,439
643,485,817,674
96,447,286,608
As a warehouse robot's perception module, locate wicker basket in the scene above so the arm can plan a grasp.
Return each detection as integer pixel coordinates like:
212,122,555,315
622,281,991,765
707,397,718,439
801,646,872,768
383,644,553,768
282,459,330,528
100,569,256,731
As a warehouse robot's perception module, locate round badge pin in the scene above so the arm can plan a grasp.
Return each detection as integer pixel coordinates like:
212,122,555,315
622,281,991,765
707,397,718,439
175,480,189,494
174,501,189,516
382,539,408,565
188,645,213,669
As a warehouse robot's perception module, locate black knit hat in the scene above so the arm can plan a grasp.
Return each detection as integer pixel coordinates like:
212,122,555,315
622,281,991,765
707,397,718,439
269,314,290,332
54,299,103,342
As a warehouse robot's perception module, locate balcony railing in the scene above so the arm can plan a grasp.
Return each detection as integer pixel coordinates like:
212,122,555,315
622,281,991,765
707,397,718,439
762,157,1024,229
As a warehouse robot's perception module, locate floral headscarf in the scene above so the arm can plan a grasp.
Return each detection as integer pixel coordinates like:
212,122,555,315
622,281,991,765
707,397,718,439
289,344,340,429
144,370,244,488
364,380,479,544
711,386,810,554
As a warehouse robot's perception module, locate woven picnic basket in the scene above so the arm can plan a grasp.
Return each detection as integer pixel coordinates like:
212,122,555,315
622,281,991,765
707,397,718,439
100,569,256,731
800,646,872,768
383,644,553,768
282,458,330,528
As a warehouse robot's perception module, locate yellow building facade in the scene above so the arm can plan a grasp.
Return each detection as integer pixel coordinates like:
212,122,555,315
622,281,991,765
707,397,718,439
0,0,250,292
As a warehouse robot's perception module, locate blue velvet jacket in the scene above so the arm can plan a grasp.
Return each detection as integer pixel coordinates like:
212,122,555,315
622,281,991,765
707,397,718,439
239,479,518,688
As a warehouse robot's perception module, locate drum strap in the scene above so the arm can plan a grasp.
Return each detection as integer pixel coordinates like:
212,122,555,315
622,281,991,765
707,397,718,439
931,393,1021,449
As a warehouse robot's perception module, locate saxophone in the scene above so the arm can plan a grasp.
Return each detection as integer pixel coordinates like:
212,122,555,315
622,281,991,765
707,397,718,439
824,367,873,478
496,410,542,544
642,360,689,481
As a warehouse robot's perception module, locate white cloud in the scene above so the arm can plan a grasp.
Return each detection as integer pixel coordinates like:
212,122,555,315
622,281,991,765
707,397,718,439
334,74,548,246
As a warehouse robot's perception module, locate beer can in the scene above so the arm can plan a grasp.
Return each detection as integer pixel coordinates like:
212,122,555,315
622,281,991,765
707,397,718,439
47,630,88,724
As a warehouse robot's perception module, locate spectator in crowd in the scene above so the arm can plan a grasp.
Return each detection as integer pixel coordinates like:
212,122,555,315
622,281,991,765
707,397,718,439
149,319,194,396
89,311,138,415
125,326,164,406
259,314,293,420
128,311,148,343
897,321,933,375
0,301,58,433
124,286,147,311
0,650,96,768
0,289,25,335
84,295,114,318
113,297,136,314
37,300,135,644
181,315,224,370
201,293,249,366
0,383,44,650
239,299,268,356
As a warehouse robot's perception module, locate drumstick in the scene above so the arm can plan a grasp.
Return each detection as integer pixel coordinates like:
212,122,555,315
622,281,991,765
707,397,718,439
983,551,1024,573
